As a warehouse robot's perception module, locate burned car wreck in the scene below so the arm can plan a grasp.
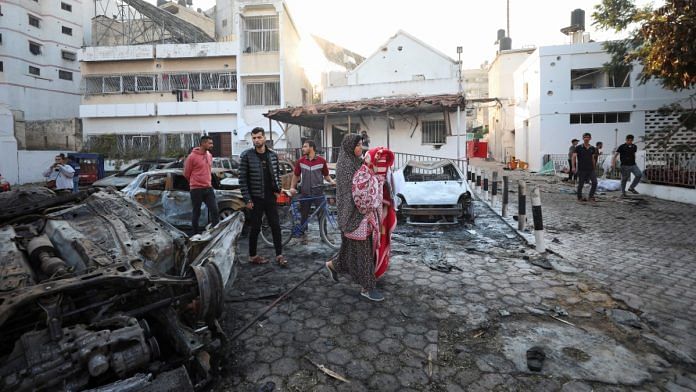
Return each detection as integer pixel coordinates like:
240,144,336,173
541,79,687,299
0,187,244,391
393,159,475,225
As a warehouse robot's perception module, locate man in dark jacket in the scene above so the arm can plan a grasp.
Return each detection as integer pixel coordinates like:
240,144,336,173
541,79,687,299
239,127,287,266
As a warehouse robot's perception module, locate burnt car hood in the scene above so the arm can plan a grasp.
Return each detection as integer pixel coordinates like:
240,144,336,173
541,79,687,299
0,188,244,391
92,174,135,189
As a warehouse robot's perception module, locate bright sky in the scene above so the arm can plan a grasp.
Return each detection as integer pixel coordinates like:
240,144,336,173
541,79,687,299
154,0,655,83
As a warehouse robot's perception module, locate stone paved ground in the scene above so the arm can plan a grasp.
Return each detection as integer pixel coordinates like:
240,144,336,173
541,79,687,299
214,195,696,391
468,158,696,366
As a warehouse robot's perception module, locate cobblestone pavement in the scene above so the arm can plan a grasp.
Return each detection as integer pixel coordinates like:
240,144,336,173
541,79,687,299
469,159,696,357
215,197,696,391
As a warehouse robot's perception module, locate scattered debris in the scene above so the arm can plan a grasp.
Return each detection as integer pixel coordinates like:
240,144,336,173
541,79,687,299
427,351,433,378
257,381,276,392
526,346,546,372
608,309,642,329
553,305,569,317
552,237,562,244
499,309,511,317
577,282,590,292
530,257,553,270
304,357,350,383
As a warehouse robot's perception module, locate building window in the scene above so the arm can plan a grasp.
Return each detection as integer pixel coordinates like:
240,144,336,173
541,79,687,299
61,50,76,61
62,26,73,36
222,19,227,27
569,112,631,124
85,72,237,95
29,41,41,55
246,81,280,106
243,15,279,53
61,2,72,11
59,70,73,80
421,120,447,145
0,62,3,72
301,88,308,105
571,67,630,89
28,14,40,28
28,66,40,76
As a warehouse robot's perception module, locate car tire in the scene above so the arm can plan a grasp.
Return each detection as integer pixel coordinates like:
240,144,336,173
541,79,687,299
458,195,475,222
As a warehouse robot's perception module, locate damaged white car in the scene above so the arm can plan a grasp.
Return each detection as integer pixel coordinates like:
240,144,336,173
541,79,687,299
393,159,475,225
0,187,244,390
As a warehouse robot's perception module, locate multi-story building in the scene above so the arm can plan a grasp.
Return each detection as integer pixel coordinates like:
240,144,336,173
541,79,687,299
0,0,94,120
486,48,535,162
514,40,696,171
79,0,311,158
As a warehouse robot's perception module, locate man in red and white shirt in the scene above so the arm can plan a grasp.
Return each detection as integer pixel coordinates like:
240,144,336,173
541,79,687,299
289,140,334,241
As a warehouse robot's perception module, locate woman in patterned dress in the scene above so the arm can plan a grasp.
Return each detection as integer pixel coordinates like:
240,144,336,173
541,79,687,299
325,134,385,301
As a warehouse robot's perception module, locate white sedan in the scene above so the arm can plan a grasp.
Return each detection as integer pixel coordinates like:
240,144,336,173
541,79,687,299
393,159,475,225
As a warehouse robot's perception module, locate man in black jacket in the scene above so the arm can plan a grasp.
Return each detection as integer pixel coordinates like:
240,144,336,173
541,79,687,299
239,127,288,266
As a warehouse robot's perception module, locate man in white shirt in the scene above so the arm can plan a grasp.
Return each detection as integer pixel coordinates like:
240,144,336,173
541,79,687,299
43,155,75,193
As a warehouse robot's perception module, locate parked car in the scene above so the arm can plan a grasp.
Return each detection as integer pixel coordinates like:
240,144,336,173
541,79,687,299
393,159,475,225
121,168,245,228
93,158,176,189
0,174,10,192
220,159,294,190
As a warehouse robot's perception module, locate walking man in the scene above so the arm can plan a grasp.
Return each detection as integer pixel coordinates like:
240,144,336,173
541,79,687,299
289,140,335,243
572,133,598,202
43,154,75,194
239,127,288,266
565,138,579,182
612,134,642,196
184,135,219,233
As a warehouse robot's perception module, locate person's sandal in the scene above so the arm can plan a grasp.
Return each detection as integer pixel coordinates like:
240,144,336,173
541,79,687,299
249,255,268,265
325,261,339,282
276,255,289,267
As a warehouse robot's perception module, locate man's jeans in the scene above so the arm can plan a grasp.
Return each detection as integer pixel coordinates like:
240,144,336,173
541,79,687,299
191,187,219,233
620,164,642,192
577,170,597,199
249,197,282,257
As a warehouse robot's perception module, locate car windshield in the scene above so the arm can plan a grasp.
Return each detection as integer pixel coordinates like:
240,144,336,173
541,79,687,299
403,164,461,182
121,162,168,176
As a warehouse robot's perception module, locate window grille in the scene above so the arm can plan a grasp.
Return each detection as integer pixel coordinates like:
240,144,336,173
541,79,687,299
28,66,40,76
28,15,40,28
422,120,447,144
569,112,631,124
62,50,76,61
246,81,280,106
83,72,237,95
58,70,73,80
243,15,279,53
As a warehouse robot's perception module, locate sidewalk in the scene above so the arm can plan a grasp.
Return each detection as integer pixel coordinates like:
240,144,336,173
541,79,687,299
468,158,696,364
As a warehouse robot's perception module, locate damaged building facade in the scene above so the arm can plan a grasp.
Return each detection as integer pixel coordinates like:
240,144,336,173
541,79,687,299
80,0,312,160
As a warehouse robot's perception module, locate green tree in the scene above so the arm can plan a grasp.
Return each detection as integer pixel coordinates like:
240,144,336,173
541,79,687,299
593,0,696,91
593,0,696,151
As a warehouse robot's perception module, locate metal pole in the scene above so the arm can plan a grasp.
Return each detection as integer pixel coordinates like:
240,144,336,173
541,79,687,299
492,171,498,207
483,172,489,202
457,106,461,160
476,170,482,195
518,180,526,231
502,175,509,217
531,187,545,253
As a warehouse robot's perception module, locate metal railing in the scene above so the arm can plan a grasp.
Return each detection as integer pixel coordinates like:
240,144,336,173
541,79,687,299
544,153,620,179
273,147,467,172
644,152,696,188
83,72,238,95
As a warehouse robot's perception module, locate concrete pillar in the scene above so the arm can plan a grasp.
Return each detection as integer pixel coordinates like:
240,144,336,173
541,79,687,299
531,186,545,253
518,180,527,231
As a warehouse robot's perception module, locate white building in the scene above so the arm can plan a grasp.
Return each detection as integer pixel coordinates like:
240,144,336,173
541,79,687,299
487,48,535,162
513,41,695,171
315,31,469,159
0,0,93,120
79,0,312,158
322,31,460,103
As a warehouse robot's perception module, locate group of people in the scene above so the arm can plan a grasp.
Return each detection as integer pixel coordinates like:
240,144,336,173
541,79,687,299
43,153,78,194
185,129,394,301
568,133,643,201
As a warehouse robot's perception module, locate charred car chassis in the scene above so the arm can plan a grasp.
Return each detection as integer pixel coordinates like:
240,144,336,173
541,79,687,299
0,188,244,391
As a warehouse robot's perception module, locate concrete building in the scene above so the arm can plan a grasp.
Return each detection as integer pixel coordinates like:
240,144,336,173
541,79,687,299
487,48,535,162
317,31,471,159
79,0,312,158
0,0,94,120
513,40,696,171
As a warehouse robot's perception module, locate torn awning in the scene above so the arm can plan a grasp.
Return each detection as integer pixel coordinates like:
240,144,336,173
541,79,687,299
264,94,499,129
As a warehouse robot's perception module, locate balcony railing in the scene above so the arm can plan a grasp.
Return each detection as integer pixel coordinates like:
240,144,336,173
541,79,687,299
82,71,238,95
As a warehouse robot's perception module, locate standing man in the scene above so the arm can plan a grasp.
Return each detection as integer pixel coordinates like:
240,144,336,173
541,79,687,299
289,140,335,243
66,155,81,193
184,135,219,234
572,132,598,202
239,127,288,266
565,138,579,182
612,134,642,196
43,155,75,194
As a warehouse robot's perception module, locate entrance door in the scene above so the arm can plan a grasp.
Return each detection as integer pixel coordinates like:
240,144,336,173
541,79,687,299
331,123,360,162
